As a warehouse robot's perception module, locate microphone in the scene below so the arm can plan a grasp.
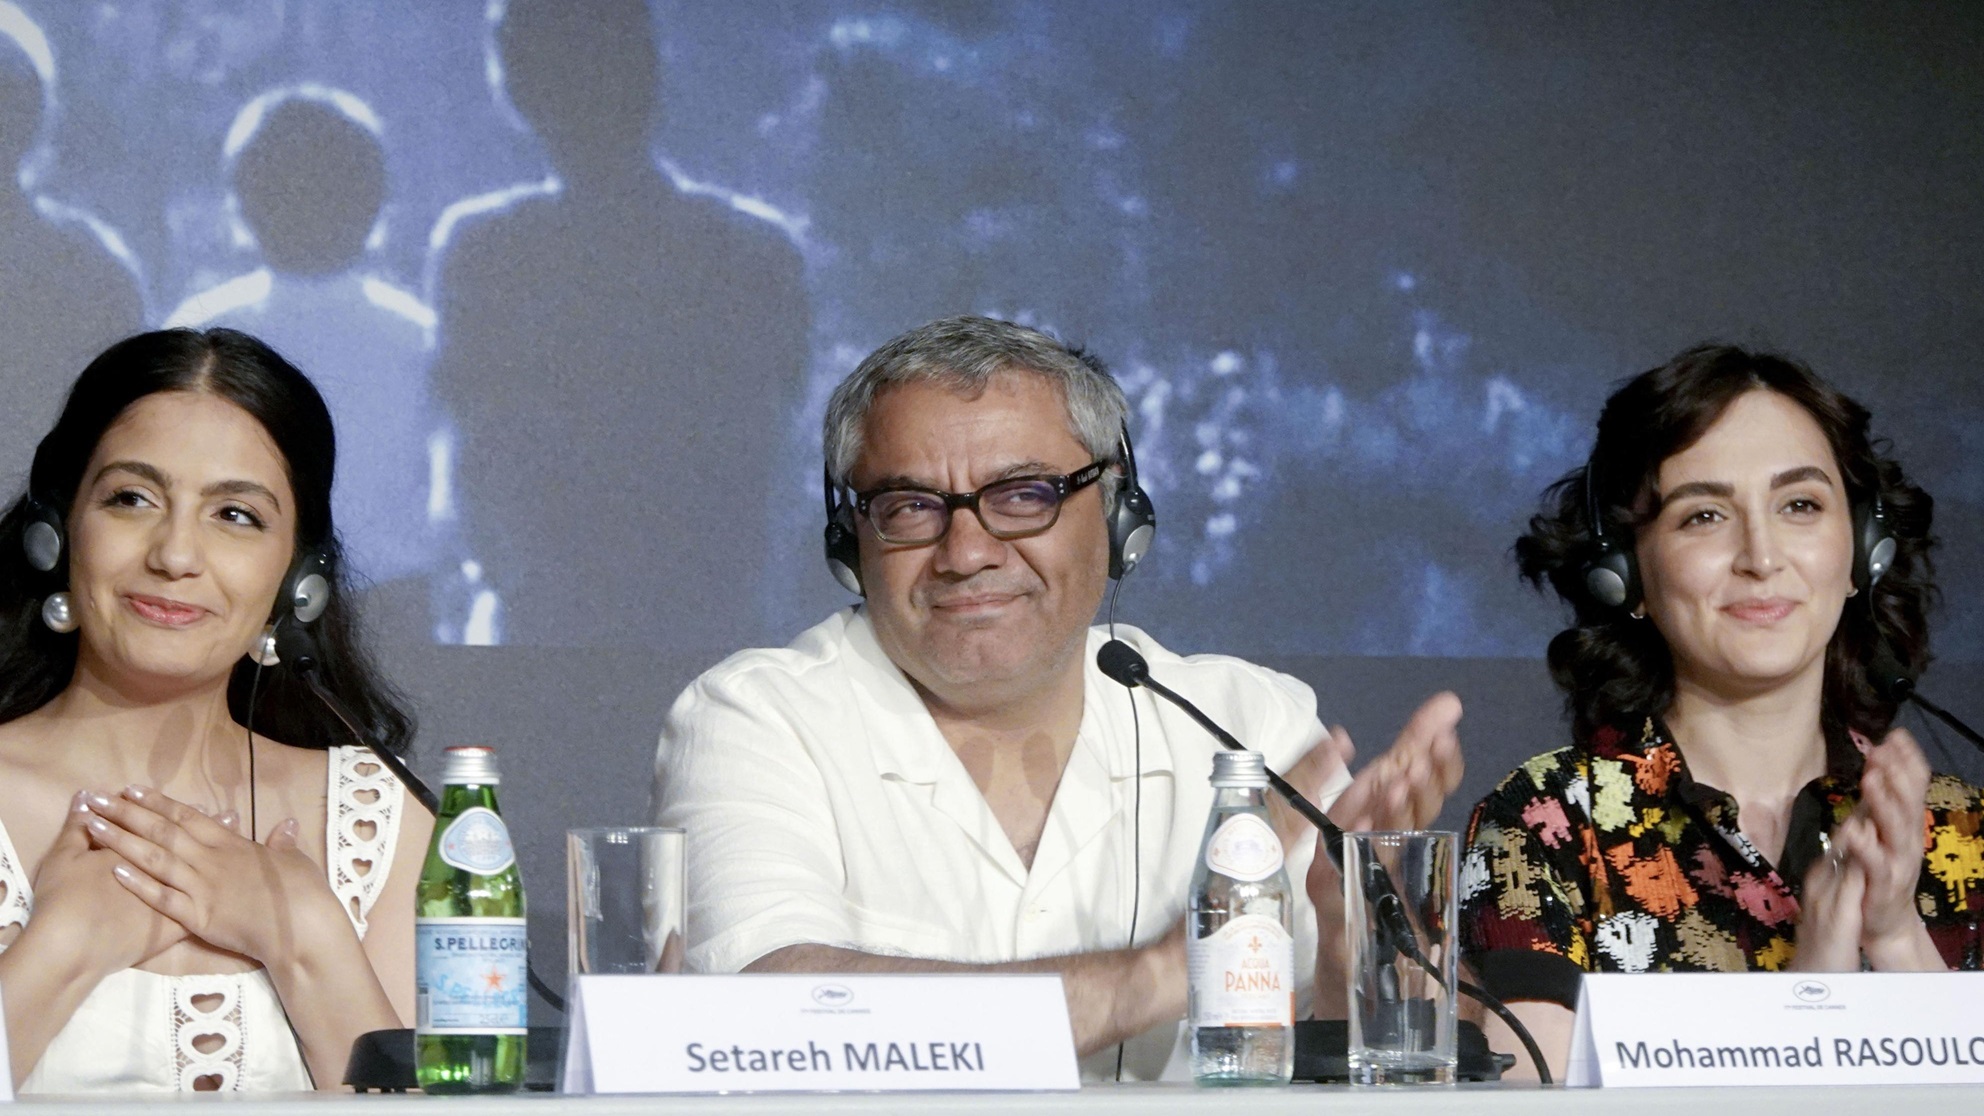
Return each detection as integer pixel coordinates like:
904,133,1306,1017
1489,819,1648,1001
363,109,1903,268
1102,638,1437,973
275,624,440,813
1095,637,1550,1082
1870,640,1984,753
275,624,565,1017
1097,639,1346,867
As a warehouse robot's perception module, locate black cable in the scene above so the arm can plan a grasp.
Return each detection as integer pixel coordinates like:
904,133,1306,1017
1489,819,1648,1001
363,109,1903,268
1107,575,1142,1082
1459,977,1550,1084
242,621,277,841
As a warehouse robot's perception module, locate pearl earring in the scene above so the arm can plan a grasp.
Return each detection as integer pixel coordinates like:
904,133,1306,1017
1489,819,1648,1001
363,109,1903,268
40,592,77,633
251,624,281,667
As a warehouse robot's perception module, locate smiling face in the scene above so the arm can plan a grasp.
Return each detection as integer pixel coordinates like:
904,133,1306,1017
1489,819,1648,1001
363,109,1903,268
1635,389,1856,700
851,370,1111,711
64,391,296,695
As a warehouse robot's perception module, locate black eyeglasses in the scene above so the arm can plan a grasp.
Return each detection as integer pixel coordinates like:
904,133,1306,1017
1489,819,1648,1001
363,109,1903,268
854,461,1109,545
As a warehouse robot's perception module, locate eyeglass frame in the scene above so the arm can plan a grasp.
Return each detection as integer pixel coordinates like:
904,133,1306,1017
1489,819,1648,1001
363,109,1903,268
849,460,1112,545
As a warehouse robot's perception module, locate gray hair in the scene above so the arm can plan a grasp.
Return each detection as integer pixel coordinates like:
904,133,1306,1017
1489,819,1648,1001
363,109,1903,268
823,316,1130,506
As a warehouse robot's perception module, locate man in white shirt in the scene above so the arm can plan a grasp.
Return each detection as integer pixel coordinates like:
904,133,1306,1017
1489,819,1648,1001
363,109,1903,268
653,316,1463,1078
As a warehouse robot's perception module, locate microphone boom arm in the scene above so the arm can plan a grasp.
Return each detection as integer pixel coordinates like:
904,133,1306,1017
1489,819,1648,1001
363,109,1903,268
1097,638,1552,1083
1137,673,1345,866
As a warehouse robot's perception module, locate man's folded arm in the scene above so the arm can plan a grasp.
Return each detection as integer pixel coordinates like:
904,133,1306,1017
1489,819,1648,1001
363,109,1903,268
743,931,1186,1057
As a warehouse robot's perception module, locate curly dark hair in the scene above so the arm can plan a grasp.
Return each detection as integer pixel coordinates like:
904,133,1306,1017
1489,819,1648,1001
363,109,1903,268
1516,343,1934,744
0,328,415,754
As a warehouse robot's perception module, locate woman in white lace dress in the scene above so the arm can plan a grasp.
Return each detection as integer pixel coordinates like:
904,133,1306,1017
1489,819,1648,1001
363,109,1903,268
0,328,432,1092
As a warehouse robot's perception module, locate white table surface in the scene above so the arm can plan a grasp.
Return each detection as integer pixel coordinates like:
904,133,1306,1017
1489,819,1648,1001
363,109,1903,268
16,1082,1984,1113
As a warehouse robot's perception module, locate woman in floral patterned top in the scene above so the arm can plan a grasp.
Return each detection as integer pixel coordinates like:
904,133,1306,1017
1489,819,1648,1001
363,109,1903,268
1460,344,1984,1079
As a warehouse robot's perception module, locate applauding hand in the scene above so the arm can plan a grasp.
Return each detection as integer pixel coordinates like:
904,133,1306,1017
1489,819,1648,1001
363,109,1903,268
1302,692,1464,1018
1845,728,1943,969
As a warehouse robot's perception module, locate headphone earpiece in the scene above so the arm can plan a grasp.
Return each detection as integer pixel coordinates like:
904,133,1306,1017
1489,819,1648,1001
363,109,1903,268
1106,425,1156,580
1853,493,1895,592
254,548,331,668
822,469,863,596
21,496,64,575
277,549,333,627
1578,459,1641,614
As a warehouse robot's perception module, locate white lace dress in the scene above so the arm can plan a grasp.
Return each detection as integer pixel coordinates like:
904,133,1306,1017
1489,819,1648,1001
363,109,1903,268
0,746,404,1093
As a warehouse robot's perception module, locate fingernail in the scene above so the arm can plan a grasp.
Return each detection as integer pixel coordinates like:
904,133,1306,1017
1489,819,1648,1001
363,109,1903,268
279,817,299,837
112,864,132,881
87,792,114,810
86,817,109,835
124,785,148,801
216,811,238,828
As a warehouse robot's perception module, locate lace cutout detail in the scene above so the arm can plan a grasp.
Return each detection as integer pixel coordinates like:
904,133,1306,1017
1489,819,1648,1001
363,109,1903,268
328,745,405,938
0,817,30,947
171,976,245,1092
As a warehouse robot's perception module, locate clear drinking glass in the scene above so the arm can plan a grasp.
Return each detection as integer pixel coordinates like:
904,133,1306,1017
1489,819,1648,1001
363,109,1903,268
1344,830,1459,1085
565,827,686,976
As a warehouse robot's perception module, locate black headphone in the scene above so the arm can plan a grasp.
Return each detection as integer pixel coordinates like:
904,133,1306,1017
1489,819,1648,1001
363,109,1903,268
823,423,1158,594
1105,424,1156,579
19,492,334,642
1578,453,1896,614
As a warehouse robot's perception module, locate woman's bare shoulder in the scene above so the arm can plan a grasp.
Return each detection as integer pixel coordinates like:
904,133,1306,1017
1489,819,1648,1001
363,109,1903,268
0,708,85,792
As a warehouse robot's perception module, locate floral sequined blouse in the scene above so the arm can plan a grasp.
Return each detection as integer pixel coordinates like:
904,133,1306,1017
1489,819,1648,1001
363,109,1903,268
1459,718,1984,1008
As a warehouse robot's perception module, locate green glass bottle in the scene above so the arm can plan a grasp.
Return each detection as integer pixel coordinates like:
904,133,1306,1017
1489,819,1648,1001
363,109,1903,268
415,745,528,1093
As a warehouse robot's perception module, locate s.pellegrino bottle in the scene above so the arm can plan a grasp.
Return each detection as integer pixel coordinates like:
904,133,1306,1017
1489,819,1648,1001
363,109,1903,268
415,745,528,1093
1187,750,1296,1084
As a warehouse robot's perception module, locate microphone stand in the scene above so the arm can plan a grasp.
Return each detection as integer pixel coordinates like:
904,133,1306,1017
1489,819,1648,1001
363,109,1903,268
1909,691,1984,752
1097,639,1551,1084
296,670,440,813
278,630,565,1014
1871,641,1984,753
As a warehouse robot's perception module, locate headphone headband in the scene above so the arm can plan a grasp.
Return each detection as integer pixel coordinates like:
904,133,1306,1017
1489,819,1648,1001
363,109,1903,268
820,422,1159,592
1575,448,1895,614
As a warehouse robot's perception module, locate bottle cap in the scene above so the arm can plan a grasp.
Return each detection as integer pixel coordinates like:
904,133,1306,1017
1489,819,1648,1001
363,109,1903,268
1210,750,1268,788
441,745,500,785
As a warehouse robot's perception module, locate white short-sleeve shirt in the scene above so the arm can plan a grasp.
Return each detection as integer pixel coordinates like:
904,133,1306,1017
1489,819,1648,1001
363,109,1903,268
652,607,1348,1079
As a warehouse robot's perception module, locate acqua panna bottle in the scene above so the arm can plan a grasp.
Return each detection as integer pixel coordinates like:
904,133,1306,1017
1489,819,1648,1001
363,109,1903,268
1187,750,1296,1084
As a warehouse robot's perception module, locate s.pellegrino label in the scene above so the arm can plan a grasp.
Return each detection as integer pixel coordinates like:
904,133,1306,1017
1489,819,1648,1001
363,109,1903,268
415,746,528,1094
416,916,528,1034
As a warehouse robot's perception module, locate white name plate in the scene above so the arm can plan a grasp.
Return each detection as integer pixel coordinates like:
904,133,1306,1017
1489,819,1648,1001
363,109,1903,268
1569,971,1984,1087
561,973,1079,1094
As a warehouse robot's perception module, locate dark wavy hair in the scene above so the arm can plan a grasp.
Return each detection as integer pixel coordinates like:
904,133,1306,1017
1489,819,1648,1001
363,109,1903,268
0,328,415,754
1516,343,1934,744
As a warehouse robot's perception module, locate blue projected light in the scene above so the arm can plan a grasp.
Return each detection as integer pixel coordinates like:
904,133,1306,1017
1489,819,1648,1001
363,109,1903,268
0,1,1975,660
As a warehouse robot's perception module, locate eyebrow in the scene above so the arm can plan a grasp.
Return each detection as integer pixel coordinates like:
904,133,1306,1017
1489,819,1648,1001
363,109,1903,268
94,460,284,512
863,460,1064,492
1658,466,1835,506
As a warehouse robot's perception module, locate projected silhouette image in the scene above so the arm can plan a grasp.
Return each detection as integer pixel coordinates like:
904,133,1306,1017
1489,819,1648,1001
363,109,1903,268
431,0,809,649
0,2,141,491
167,87,444,606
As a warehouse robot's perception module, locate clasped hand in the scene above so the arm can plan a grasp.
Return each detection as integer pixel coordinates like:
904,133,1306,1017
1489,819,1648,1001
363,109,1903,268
77,785,329,967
